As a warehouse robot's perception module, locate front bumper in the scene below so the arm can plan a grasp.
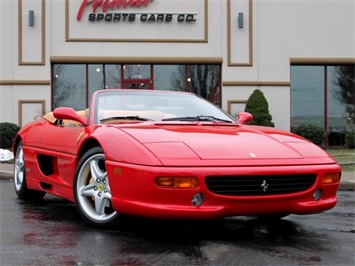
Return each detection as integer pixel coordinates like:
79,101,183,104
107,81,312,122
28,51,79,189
105,161,341,219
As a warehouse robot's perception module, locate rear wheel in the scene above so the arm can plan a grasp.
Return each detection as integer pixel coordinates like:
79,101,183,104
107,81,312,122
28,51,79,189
14,141,46,200
74,147,120,227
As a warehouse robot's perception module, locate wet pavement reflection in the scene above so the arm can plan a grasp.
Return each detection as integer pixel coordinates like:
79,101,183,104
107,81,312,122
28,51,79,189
0,180,354,265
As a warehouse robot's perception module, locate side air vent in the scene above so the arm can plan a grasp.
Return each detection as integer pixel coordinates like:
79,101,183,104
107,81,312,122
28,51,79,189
37,154,54,176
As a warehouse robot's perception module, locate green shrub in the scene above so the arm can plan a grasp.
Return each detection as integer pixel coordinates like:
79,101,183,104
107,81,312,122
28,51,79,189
244,89,275,127
292,124,325,146
345,131,355,148
0,122,20,149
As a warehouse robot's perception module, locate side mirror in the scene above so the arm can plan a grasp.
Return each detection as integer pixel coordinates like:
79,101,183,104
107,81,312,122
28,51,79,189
53,107,87,125
236,112,253,125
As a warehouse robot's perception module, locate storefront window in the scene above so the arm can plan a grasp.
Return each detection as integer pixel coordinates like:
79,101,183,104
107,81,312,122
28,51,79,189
52,63,221,109
89,64,104,97
123,64,150,79
52,64,86,110
89,64,121,96
154,65,186,91
291,64,355,147
291,66,324,129
105,64,121,89
328,65,355,146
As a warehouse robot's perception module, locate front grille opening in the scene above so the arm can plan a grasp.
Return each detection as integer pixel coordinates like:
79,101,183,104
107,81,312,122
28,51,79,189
205,174,316,196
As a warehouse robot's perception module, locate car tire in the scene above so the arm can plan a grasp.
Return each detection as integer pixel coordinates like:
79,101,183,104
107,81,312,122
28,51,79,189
74,147,120,227
14,141,46,200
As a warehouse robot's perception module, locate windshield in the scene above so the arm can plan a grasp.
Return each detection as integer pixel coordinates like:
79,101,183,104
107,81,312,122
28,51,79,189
94,90,235,124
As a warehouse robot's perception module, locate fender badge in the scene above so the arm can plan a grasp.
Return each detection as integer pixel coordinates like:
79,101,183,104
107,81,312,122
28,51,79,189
249,152,257,158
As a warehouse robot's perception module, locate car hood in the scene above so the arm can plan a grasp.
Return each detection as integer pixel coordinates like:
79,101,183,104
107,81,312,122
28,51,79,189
117,122,334,166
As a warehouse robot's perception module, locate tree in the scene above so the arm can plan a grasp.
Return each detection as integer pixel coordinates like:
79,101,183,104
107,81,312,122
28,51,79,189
170,65,221,106
170,65,186,91
244,89,275,127
0,122,20,149
187,65,221,105
52,65,78,108
332,65,355,130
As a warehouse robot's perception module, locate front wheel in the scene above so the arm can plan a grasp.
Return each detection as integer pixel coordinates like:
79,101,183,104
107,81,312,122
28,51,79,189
73,147,120,227
14,141,46,200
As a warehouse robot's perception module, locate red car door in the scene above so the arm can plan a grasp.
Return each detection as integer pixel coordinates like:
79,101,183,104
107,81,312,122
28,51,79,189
37,122,85,155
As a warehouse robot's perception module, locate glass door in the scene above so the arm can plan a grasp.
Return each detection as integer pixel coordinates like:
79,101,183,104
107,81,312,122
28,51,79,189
121,64,153,89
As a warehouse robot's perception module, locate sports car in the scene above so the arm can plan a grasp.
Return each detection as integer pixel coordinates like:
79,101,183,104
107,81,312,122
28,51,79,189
13,89,342,227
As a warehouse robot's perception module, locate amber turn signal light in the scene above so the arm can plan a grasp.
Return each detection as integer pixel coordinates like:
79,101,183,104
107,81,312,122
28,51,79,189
321,173,341,184
155,177,199,189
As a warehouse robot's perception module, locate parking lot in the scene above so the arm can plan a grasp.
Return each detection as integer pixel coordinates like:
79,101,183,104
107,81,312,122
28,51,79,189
0,179,354,266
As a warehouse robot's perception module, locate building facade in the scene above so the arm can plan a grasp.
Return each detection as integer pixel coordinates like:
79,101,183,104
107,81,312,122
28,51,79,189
1,0,354,147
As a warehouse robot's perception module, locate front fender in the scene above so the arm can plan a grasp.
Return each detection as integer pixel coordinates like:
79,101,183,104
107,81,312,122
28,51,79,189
90,126,162,166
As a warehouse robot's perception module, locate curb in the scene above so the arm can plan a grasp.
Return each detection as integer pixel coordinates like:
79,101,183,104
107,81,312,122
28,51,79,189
0,172,13,181
339,182,355,192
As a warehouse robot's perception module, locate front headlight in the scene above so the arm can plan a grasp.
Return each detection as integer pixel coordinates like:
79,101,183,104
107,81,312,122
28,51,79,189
155,176,199,189
321,173,341,184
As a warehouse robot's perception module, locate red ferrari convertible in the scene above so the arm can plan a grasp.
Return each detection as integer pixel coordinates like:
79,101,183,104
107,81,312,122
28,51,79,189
13,89,341,227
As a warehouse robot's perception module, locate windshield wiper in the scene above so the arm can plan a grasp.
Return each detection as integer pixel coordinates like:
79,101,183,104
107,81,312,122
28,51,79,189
100,116,153,122
162,116,232,123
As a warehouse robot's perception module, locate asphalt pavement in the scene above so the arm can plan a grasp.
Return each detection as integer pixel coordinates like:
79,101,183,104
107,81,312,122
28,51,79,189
0,162,354,191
